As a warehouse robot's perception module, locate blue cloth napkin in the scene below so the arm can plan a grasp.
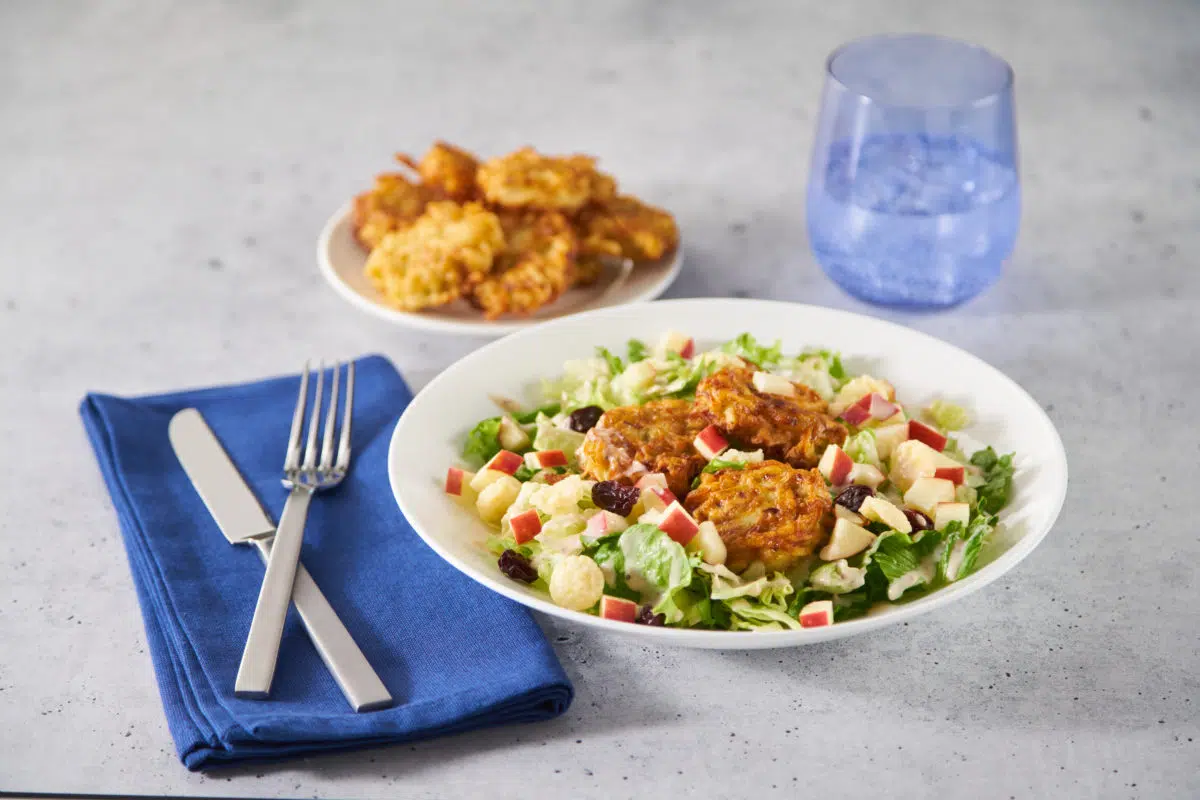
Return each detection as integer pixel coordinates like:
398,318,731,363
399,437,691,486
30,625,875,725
79,355,572,770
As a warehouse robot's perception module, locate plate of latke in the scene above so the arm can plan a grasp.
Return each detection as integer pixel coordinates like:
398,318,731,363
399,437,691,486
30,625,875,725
388,299,1068,649
318,142,683,335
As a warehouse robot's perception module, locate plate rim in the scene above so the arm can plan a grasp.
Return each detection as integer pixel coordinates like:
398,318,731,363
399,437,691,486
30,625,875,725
388,298,1069,648
317,202,684,336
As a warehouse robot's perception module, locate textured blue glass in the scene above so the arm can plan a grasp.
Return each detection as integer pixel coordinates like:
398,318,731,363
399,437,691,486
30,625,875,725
807,35,1019,309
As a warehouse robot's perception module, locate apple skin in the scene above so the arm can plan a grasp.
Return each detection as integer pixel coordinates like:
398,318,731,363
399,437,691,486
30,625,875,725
934,465,965,485
509,509,542,544
867,393,900,420
693,425,730,460
486,450,525,475
679,338,695,359
444,467,466,496
657,501,699,545
818,444,854,486
751,371,796,397
798,600,834,628
600,595,639,623
907,420,948,452
524,449,568,469
841,395,873,426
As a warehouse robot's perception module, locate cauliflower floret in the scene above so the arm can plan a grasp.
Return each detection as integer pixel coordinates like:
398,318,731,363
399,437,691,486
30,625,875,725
529,474,593,518
499,482,540,532
721,448,764,464
548,554,605,611
829,375,897,417
476,475,522,524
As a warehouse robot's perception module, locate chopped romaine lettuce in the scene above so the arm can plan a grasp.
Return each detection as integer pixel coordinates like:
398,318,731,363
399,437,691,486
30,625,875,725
626,339,649,364
617,524,693,621
726,598,803,631
843,429,882,469
809,560,867,594
531,414,585,463
462,417,503,467
512,403,560,425
596,346,625,376
924,400,970,431
970,447,1015,514
721,333,783,369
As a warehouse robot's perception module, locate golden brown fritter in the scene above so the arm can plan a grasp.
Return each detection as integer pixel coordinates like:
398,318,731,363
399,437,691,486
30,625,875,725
694,366,847,469
396,141,480,201
685,460,832,573
575,195,679,262
364,201,504,311
352,173,434,250
578,399,707,498
477,147,616,213
469,211,577,318
573,254,608,287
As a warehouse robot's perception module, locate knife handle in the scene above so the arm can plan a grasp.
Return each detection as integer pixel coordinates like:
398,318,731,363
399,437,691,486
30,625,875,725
252,538,394,712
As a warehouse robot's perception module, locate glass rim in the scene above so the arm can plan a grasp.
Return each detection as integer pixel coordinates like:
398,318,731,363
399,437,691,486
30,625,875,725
825,33,1015,111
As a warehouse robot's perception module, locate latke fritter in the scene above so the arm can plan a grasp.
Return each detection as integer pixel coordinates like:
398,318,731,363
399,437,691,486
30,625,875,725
694,366,847,469
685,460,832,573
397,141,479,202
477,147,616,213
577,399,707,498
469,211,577,318
364,201,504,311
352,173,433,250
576,195,679,262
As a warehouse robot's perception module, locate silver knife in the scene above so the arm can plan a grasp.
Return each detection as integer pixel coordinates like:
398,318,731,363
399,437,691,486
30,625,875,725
168,408,393,712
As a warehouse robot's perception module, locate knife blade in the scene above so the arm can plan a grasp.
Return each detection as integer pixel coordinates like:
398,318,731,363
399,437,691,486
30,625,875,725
168,408,393,712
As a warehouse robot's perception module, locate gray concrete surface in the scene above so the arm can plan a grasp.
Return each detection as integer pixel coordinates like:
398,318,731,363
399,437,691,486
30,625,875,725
2,1,1198,797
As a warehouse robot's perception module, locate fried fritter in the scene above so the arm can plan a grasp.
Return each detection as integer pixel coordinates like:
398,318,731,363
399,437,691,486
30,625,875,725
573,254,608,287
352,173,433,250
469,211,577,318
575,195,679,262
477,147,616,213
396,141,480,201
685,460,832,573
577,399,707,498
694,366,847,469
364,201,504,311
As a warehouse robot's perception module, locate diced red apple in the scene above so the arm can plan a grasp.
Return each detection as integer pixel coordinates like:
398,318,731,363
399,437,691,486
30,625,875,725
585,510,628,539
497,415,531,451
693,425,730,460
509,509,543,544
444,467,470,496
659,330,694,359
934,502,971,530
751,371,795,397
934,465,965,485
888,439,943,493
903,477,956,515
685,520,727,565
833,504,866,525
907,419,947,452
485,450,525,476
635,472,669,491
874,424,909,460
657,501,699,545
860,495,913,533
867,393,901,421
849,463,886,489
798,600,834,628
599,595,639,623
841,394,873,426
524,449,568,469
818,444,854,486
642,485,678,512
819,517,877,560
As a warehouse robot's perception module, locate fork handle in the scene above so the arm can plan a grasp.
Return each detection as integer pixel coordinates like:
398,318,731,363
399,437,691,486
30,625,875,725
252,538,393,711
235,486,312,698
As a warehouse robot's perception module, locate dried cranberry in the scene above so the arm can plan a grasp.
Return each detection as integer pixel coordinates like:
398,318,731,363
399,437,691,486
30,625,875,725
568,405,604,433
834,484,875,512
498,550,538,583
635,605,666,626
592,480,641,516
904,508,933,532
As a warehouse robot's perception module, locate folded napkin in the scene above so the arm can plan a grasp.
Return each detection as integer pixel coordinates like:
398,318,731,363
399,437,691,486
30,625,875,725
80,355,572,770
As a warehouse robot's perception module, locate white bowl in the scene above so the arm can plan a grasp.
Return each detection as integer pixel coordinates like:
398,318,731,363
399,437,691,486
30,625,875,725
317,203,683,336
389,299,1068,649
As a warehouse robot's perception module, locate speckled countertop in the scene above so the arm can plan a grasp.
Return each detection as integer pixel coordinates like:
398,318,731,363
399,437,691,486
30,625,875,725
2,2,1197,798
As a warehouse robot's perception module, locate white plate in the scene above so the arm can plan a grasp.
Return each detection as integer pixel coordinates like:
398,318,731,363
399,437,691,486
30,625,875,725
389,299,1069,649
317,203,683,336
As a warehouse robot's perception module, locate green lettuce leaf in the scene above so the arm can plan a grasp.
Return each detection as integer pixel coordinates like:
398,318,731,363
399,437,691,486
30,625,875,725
808,560,867,594
462,417,503,467
843,429,881,469
626,339,649,364
726,598,803,631
923,400,970,431
721,333,783,369
512,404,560,425
531,414,585,463
970,447,1016,514
596,346,625,376
617,524,693,621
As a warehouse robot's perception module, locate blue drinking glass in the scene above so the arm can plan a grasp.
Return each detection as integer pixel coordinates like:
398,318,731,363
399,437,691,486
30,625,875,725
807,34,1019,308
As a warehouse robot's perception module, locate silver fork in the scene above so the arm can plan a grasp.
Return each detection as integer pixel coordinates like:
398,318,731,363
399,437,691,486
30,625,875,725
235,361,355,699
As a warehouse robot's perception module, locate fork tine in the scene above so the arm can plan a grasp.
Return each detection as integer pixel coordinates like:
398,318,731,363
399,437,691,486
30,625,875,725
336,361,354,471
319,362,341,470
302,362,325,471
283,362,310,472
